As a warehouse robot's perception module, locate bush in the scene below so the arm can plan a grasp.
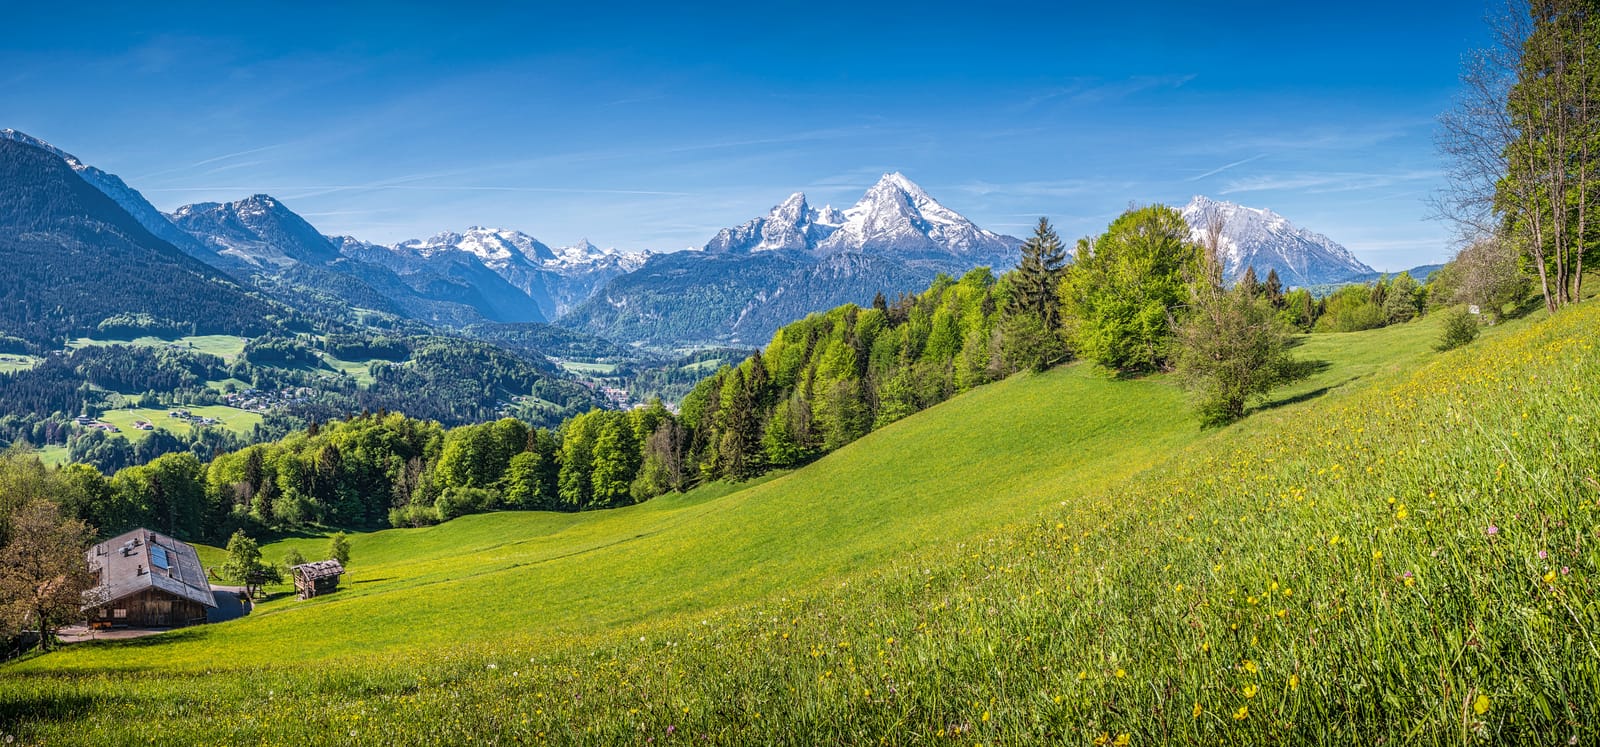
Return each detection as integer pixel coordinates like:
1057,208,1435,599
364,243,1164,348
388,503,440,528
434,486,500,521
1435,309,1480,351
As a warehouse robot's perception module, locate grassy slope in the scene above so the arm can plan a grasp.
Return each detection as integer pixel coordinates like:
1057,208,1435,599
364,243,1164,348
0,353,40,373
67,334,249,361
26,360,1202,671
97,404,261,441
7,308,1594,744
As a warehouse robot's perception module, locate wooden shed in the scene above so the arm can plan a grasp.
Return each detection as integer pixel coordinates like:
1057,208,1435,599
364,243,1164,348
83,528,217,628
290,560,344,599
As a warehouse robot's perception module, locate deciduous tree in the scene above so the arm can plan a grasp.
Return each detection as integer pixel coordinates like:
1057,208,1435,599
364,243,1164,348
0,499,95,650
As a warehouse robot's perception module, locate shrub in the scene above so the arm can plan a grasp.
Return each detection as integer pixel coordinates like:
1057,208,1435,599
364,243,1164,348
1435,308,1480,351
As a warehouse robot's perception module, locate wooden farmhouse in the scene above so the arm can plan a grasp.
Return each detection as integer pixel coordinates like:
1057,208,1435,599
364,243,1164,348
84,528,217,628
290,559,344,599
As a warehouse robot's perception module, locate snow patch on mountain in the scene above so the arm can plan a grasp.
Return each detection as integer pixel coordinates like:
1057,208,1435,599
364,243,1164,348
704,172,1018,265
1181,196,1375,287
169,195,342,268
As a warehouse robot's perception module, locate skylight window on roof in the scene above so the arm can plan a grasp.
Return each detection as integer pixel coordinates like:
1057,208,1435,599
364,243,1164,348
150,545,170,570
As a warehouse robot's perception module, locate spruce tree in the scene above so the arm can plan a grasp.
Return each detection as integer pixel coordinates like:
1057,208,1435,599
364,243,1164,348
1239,266,1261,298
1263,269,1284,307
1014,217,1068,330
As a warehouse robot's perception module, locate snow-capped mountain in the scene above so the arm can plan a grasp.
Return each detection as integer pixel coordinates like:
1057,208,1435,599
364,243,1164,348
169,195,343,268
562,173,1021,347
705,172,1019,264
552,239,652,272
396,227,556,265
1181,196,1375,286
379,229,651,318
705,192,845,253
1,128,214,261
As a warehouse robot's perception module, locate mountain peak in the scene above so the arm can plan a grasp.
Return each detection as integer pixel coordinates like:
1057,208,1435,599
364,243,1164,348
168,194,341,268
0,129,74,162
703,174,1018,263
872,171,929,199
3,128,217,260
1181,195,1374,286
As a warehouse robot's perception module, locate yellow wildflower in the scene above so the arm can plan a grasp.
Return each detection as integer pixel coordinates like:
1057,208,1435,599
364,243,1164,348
1289,674,1300,691
1113,734,1130,747
1242,684,1258,699
1192,702,1203,718
1232,706,1249,721
1473,693,1491,715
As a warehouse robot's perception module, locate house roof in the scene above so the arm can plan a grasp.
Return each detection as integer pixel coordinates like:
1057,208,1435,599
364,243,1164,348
85,528,217,609
291,559,344,582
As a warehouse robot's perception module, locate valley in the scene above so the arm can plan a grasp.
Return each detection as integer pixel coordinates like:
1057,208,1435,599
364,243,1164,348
3,4,1596,742
2,276,1588,744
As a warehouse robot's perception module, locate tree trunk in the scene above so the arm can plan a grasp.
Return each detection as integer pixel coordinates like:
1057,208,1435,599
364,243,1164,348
36,608,50,651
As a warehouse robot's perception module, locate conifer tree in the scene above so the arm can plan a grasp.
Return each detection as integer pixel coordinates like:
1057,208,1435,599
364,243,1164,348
1263,269,1285,307
1014,217,1069,330
1239,266,1261,297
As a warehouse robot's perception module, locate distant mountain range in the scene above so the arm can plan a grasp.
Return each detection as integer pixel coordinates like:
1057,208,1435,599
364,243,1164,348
0,128,1403,352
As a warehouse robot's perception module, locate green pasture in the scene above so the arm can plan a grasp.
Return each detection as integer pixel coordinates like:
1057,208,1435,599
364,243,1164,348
6,307,1594,745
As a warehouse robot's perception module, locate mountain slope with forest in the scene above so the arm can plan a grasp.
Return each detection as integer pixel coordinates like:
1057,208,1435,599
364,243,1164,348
0,138,282,347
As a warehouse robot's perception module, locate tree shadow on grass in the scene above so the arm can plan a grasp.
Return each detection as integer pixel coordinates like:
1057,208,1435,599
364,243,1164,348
0,691,112,727
1499,295,1546,321
1251,359,1339,414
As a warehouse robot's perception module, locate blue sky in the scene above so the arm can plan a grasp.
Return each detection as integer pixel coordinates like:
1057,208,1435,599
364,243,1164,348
3,1,1490,269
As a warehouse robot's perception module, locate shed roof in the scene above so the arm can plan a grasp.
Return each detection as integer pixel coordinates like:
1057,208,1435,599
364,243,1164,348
291,559,344,581
85,528,217,609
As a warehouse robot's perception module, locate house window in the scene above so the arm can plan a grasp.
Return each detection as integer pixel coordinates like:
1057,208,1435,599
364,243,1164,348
113,609,127,619
98,608,108,618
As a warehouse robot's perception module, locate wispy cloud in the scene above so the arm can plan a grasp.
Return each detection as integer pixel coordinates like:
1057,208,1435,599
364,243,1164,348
144,184,695,200
134,143,287,180
956,178,1137,199
1220,170,1440,195
1188,154,1267,181
1018,74,1198,111
606,93,667,107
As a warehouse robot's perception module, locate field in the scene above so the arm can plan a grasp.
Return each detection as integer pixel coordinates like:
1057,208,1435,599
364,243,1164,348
32,445,70,468
0,353,40,373
319,353,379,385
3,306,1596,744
96,404,262,441
67,334,250,361
557,360,621,375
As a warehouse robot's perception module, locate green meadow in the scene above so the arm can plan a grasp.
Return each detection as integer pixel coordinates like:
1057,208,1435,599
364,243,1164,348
558,360,621,375
0,353,40,373
95,404,262,441
318,353,379,386
67,334,250,361
3,305,1595,745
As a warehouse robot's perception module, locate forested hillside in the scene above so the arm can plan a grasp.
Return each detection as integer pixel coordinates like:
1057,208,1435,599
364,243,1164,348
0,140,283,348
